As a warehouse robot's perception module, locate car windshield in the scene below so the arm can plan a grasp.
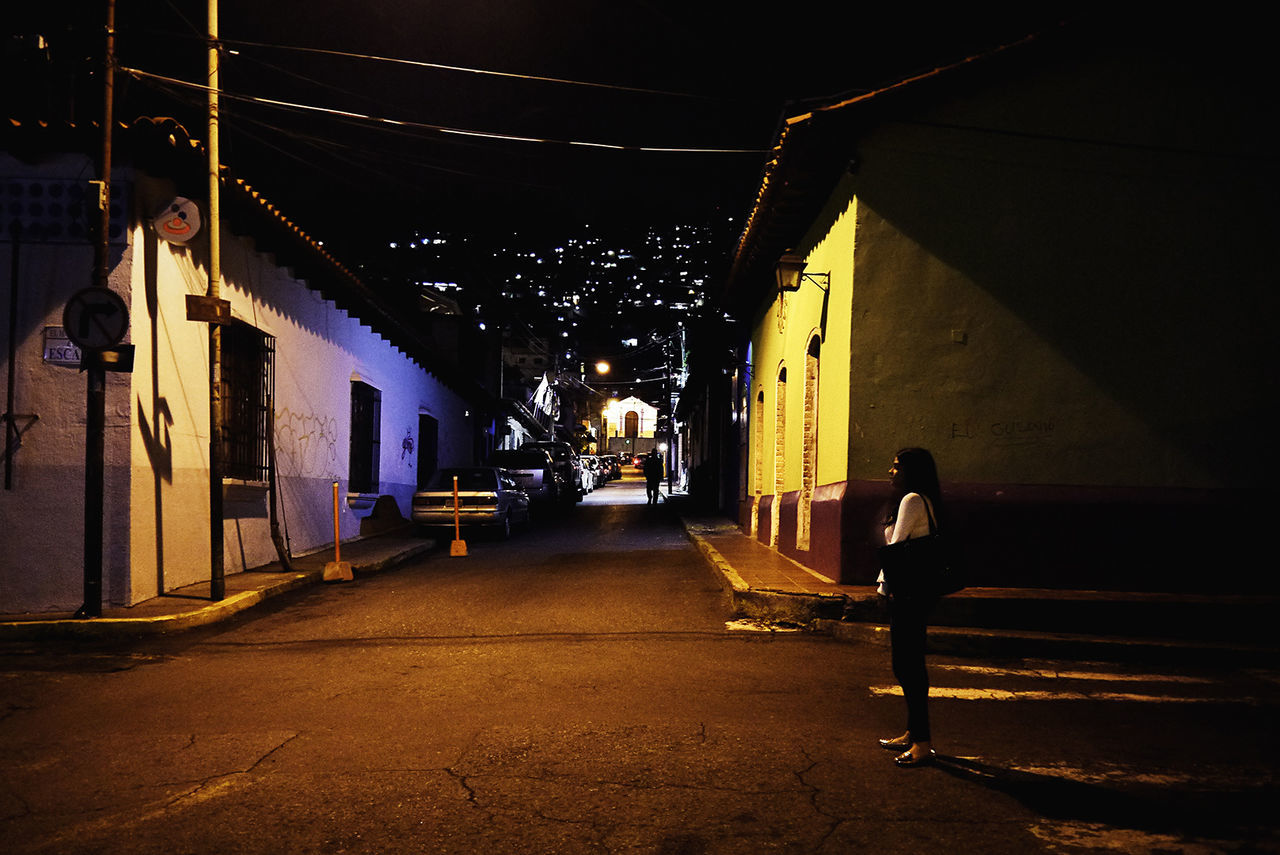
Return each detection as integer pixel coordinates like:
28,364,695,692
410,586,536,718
424,469,498,492
523,443,569,461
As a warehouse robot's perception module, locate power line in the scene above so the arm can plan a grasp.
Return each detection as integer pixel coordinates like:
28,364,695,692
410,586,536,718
121,66,768,155
217,37,716,101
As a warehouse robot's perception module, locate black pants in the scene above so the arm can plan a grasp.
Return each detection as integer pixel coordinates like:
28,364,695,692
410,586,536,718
646,478,661,503
890,596,933,743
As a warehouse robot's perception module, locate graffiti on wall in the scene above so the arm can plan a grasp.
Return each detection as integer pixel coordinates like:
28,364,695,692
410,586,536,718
952,420,1055,448
275,407,340,478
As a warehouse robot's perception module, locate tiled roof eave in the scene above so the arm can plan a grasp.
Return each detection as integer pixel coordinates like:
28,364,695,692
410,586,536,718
1,117,488,403
722,31,1047,317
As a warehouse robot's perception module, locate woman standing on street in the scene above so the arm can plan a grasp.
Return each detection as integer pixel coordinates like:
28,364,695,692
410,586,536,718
877,447,943,767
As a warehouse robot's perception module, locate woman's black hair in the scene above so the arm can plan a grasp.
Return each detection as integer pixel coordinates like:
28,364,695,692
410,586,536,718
885,447,943,525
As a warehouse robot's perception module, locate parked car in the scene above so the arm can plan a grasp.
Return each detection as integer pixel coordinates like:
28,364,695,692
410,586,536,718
411,467,530,538
521,440,583,503
486,448,559,504
599,454,621,481
581,455,605,490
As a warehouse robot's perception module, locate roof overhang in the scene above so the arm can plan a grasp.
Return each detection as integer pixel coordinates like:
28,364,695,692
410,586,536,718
721,31,1048,321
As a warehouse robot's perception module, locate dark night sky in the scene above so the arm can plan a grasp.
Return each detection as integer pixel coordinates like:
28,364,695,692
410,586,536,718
11,5,1259,390
28,2,1067,248
4,2,1108,262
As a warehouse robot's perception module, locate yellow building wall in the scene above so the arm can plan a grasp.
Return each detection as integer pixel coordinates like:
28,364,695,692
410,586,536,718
845,200,1161,486
747,197,856,497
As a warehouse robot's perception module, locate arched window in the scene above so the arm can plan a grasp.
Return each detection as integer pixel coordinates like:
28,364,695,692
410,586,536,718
771,366,786,548
624,410,639,437
751,389,765,538
797,336,820,550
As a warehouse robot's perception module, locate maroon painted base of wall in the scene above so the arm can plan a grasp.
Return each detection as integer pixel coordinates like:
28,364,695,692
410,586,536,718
742,482,1272,594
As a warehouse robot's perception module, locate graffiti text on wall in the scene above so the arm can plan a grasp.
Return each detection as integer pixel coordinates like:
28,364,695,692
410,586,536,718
952,420,1055,448
275,408,339,478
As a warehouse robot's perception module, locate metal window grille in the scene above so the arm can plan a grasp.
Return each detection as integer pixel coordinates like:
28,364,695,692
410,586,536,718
220,323,274,482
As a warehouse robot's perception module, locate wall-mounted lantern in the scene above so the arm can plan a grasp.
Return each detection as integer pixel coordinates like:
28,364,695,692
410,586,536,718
775,252,829,293
775,252,832,340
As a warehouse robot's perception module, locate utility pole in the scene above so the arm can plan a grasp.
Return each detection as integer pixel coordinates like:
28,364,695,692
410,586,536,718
666,343,674,496
206,0,225,600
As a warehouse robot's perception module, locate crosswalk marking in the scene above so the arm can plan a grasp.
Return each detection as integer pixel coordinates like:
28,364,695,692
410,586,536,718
868,685,1262,704
935,663,1214,684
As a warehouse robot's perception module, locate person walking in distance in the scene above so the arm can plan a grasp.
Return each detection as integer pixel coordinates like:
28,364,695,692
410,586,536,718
643,449,664,505
877,447,944,767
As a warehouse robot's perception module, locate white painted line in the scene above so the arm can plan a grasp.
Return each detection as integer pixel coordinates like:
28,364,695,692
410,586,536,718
798,565,838,585
772,549,837,584
869,686,1262,704
936,664,1214,684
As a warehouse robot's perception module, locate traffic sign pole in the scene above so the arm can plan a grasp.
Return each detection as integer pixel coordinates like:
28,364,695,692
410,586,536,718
80,365,105,618
63,285,127,620
74,0,116,620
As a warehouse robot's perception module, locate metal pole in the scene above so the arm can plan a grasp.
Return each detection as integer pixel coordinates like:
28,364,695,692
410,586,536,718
666,349,674,495
207,0,225,600
82,365,105,617
77,0,116,618
331,481,341,564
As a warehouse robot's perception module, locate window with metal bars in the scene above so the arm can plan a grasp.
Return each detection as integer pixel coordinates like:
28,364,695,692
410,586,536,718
220,322,274,483
349,381,381,494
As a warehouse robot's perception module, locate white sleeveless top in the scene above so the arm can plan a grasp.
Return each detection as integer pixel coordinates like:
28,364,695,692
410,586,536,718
877,493,934,596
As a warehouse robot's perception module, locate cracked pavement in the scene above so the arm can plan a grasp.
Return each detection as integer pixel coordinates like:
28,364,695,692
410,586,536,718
2,489,1277,853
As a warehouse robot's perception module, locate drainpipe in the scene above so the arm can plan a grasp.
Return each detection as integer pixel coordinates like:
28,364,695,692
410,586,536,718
4,225,20,490
266,394,292,570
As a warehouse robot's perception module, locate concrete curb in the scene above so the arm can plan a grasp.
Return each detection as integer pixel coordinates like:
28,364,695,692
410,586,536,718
686,532,749,592
0,571,322,641
0,539,437,642
810,618,1279,665
683,520,1280,665
351,541,435,575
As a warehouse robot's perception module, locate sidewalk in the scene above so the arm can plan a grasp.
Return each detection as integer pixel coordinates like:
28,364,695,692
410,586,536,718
0,531,435,641
5,506,1278,666
679,507,1280,666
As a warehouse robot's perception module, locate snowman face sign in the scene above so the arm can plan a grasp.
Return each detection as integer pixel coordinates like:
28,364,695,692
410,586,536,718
150,197,201,243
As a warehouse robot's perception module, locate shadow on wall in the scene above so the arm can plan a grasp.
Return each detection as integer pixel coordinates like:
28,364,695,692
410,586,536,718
851,45,1277,488
359,494,408,537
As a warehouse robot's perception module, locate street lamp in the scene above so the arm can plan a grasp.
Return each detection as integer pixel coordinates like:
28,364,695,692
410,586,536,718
775,252,830,293
775,251,831,340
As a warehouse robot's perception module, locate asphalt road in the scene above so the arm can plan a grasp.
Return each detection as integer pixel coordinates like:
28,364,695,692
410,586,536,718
2,477,1278,853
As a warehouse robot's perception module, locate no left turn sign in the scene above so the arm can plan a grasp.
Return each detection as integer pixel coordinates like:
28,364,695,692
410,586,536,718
63,288,129,351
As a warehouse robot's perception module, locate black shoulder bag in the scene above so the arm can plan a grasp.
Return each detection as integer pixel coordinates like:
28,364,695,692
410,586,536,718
876,498,964,599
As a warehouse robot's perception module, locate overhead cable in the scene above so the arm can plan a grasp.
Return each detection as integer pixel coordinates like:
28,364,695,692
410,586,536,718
217,37,715,100
120,66,768,155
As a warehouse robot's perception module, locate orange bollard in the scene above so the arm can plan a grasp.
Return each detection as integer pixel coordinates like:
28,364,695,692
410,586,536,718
323,480,353,581
449,474,468,557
